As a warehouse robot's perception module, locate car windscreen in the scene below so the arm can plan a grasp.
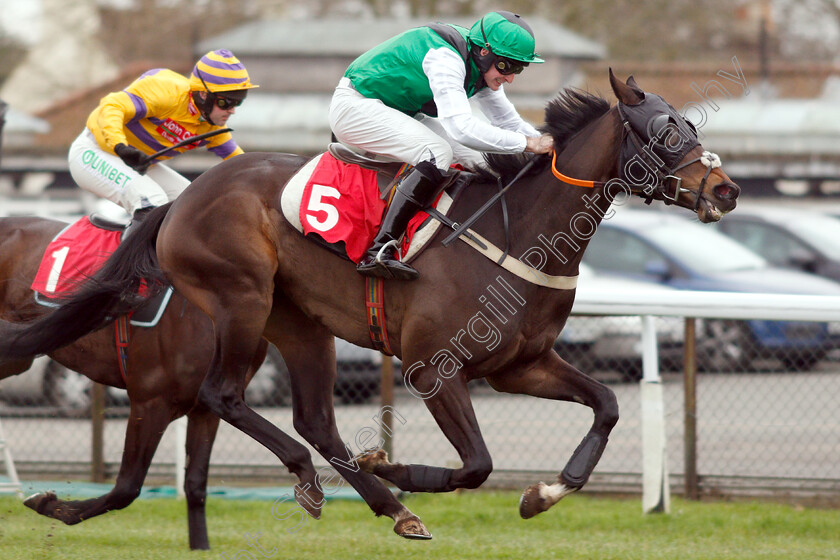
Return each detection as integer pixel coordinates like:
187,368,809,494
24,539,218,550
784,214,840,260
642,221,767,272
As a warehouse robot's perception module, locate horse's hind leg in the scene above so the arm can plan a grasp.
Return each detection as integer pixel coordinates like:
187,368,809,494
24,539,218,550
182,407,221,550
0,357,34,379
486,350,619,518
267,305,430,539
194,309,323,518
162,193,321,518
24,396,172,524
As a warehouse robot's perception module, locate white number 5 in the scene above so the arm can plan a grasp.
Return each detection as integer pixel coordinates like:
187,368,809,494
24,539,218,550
305,184,341,232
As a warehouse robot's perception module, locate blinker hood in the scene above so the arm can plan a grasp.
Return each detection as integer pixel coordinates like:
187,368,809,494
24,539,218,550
618,93,699,175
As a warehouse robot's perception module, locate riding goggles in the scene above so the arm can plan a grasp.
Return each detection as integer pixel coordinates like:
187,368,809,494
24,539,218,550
494,57,527,75
214,95,244,110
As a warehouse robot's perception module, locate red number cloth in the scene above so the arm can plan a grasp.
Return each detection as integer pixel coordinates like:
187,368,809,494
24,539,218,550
31,217,122,297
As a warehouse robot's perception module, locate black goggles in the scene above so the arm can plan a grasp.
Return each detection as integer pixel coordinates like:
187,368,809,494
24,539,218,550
214,95,244,110
494,57,527,75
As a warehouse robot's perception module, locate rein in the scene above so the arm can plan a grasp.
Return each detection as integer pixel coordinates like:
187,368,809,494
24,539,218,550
137,127,233,174
549,150,603,188
431,101,721,289
432,158,578,289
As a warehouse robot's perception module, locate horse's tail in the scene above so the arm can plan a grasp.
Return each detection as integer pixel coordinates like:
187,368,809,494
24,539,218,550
0,203,172,361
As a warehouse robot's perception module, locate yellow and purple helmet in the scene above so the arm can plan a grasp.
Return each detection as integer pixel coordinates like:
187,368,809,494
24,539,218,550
189,50,257,124
189,49,259,94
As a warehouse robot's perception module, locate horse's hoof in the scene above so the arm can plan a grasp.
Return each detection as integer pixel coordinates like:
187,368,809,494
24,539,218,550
519,483,549,519
519,481,577,519
355,448,388,473
294,485,323,520
24,491,78,524
394,515,432,540
24,491,57,516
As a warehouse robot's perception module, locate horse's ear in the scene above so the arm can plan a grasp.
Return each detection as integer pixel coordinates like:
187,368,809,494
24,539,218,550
609,68,645,105
626,75,643,93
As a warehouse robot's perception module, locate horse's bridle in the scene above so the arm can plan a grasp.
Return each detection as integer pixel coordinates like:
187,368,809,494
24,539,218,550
616,101,721,210
549,100,722,212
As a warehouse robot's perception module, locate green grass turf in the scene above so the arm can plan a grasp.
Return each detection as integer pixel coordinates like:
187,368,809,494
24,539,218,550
0,491,838,559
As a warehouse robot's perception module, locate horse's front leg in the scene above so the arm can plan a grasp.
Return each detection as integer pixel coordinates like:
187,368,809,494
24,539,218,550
356,361,493,494
486,350,619,519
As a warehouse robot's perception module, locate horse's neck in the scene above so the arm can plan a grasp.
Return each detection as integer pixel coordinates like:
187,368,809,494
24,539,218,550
506,111,621,279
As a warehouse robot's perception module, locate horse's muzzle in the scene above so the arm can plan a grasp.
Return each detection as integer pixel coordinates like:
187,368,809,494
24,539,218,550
713,181,740,201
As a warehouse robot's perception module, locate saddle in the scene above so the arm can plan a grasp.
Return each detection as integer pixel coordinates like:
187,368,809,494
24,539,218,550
88,213,129,231
281,146,473,264
31,215,173,327
326,143,407,198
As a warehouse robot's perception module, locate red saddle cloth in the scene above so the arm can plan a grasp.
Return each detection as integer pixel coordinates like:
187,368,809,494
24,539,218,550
31,216,122,298
299,152,431,262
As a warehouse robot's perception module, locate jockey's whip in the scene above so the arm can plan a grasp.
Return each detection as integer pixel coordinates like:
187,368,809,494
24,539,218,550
441,156,539,247
137,127,233,173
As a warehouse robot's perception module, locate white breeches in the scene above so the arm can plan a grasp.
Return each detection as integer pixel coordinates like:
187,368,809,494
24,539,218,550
328,78,485,172
68,129,191,215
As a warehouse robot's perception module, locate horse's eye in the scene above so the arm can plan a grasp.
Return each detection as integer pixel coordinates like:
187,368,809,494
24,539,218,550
647,114,671,141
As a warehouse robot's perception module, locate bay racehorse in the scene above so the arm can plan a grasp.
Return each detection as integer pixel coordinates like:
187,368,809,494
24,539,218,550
0,216,322,549
0,71,739,538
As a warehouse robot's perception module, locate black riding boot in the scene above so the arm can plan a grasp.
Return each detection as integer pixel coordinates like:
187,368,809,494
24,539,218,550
122,206,155,241
357,163,444,280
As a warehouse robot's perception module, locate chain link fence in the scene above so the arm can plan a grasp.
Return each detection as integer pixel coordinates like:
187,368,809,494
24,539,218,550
2,315,839,500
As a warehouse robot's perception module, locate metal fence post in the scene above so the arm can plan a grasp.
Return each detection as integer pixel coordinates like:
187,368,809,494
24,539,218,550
641,315,670,513
91,383,106,482
0,98,7,170
0,417,23,499
380,356,395,458
683,318,699,500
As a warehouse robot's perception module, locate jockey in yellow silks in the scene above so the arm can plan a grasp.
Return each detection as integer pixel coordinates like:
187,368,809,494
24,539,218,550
68,49,258,225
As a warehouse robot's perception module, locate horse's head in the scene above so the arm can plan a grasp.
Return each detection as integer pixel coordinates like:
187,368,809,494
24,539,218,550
609,69,740,223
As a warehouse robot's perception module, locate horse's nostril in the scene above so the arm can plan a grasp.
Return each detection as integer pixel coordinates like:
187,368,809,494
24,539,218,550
713,182,740,200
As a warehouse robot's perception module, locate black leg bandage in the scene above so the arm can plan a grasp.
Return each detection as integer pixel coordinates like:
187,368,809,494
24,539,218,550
408,465,453,492
560,433,607,487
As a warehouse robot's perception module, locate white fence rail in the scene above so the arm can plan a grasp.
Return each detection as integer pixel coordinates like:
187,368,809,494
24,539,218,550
574,289,840,322
572,289,840,512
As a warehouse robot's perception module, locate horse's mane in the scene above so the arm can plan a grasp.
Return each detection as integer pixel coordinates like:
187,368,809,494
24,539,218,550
480,88,611,183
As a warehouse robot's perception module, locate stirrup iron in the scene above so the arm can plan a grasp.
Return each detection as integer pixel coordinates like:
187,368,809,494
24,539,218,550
374,239,401,264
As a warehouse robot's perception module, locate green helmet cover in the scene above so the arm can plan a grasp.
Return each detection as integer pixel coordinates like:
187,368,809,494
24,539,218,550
469,11,544,63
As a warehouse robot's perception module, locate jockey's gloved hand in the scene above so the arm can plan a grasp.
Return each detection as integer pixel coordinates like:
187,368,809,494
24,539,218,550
525,134,554,155
114,143,150,174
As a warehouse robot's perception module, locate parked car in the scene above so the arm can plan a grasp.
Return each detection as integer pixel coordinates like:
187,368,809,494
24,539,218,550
557,263,685,381
581,209,840,371
333,338,389,403
710,206,840,283
244,345,292,406
243,339,390,406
